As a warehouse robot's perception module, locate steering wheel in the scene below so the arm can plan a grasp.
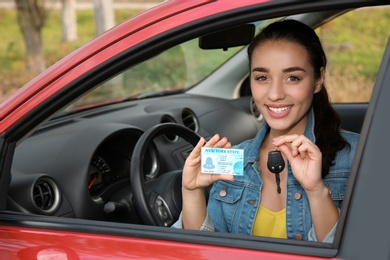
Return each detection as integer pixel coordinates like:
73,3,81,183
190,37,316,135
130,123,200,226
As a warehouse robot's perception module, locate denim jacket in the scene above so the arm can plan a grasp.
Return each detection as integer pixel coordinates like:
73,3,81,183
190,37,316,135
173,109,360,243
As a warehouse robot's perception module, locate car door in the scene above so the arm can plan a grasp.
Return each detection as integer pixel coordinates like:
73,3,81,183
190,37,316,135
337,36,390,259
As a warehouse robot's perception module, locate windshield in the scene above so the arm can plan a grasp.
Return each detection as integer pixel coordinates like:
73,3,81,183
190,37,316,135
64,38,243,112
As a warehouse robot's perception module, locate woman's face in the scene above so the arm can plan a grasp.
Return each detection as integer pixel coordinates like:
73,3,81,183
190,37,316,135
250,40,324,135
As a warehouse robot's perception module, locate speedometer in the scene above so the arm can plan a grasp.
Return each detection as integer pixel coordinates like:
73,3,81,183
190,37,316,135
88,155,111,195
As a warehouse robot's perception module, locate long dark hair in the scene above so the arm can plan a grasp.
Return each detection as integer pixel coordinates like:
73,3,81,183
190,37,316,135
248,19,350,177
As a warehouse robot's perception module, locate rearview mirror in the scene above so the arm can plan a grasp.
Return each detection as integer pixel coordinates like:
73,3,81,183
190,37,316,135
199,24,255,51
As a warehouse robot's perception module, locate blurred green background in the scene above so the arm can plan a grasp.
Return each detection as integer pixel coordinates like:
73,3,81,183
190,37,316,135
0,3,389,103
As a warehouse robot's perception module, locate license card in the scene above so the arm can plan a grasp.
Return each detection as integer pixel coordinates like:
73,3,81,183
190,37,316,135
201,147,244,175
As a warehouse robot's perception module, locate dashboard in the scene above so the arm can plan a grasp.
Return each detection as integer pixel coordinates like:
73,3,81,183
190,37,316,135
8,94,262,224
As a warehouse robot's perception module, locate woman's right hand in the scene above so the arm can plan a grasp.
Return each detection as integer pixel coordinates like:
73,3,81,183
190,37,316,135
182,134,235,191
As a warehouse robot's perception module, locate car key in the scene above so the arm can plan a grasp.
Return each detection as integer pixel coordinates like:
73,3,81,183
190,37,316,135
267,150,285,194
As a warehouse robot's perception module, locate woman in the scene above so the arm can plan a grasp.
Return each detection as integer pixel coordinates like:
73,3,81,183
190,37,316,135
173,19,359,243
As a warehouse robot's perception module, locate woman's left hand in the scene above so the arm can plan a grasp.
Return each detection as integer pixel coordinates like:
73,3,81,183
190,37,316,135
272,135,323,193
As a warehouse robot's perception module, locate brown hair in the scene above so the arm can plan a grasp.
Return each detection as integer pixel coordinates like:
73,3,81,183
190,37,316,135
248,19,350,176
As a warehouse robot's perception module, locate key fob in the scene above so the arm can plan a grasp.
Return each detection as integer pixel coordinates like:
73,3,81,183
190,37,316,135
267,150,285,174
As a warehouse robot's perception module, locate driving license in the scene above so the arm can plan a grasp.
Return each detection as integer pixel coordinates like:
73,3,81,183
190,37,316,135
201,147,244,175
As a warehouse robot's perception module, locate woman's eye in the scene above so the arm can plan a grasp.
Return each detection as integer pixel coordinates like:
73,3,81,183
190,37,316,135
287,76,300,82
255,75,267,81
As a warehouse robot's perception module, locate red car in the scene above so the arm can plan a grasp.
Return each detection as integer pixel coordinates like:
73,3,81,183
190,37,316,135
1,0,390,259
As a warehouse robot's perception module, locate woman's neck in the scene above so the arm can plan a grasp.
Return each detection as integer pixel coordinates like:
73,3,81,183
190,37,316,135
267,113,309,140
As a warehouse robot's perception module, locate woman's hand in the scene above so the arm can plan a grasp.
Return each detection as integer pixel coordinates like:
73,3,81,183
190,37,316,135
182,134,234,191
272,134,324,193
181,134,234,230
273,135,339,242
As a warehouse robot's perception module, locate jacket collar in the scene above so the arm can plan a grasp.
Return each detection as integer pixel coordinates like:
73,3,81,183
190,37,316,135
244,107,316,166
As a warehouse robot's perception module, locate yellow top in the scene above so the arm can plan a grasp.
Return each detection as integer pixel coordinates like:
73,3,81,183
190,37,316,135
252,205,287,239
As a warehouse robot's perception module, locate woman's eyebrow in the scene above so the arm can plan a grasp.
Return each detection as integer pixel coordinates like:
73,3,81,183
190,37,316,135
283,66,306,73
252,66,307,73
252,67,268,73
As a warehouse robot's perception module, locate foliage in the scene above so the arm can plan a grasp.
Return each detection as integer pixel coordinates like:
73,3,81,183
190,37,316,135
0,6,389,103
0,7,141,100
317,8,390,102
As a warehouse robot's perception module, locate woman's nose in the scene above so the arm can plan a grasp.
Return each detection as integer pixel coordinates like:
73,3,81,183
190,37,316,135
268,80,285,101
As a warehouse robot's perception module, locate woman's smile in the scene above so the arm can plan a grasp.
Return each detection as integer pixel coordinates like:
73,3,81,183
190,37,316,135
267,105,292,118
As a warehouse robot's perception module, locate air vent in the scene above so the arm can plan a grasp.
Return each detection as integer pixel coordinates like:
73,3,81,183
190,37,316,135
181,109,199,132
161,115,176,124
32,177,60,214
161,115,179,142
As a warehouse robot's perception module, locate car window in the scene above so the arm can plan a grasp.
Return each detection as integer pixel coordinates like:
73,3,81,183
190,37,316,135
65,38,243,111
46,7,388,114
317,6,389,103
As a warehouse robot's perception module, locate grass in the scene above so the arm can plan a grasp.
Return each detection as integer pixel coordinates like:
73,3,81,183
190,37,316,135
0,6,389,102
0,6,148,101
318,8,390,102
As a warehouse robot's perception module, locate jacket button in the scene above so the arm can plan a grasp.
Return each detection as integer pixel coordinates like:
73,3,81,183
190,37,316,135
295,234,303,240
294,192,301,200
219,187,227,197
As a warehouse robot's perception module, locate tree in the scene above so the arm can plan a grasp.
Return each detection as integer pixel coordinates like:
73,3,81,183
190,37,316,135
61,0,77,42
93,0,115,36
15,0,48,74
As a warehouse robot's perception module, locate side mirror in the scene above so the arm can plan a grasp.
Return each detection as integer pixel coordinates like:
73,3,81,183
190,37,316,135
199,24,255,51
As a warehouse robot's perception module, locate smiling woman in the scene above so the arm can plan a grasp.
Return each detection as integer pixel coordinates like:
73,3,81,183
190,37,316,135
176,19,358,243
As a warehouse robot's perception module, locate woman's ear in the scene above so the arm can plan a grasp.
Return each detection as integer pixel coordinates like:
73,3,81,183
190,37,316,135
314,67,325,93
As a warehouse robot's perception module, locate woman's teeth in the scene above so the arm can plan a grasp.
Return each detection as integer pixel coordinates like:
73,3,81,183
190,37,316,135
268,106,291,113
